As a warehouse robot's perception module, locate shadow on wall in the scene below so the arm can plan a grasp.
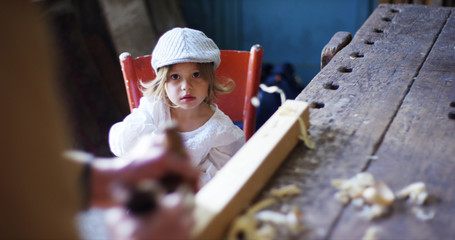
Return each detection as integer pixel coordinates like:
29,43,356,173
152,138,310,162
39,1,128,156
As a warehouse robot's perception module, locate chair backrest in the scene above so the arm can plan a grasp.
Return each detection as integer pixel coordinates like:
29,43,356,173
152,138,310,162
119,44,263,140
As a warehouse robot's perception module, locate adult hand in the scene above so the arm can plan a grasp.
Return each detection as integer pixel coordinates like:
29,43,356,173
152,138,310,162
90,128,200,207
105,192,194,240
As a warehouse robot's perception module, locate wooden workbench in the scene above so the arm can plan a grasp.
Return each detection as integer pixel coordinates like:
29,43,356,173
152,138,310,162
227,4,454,239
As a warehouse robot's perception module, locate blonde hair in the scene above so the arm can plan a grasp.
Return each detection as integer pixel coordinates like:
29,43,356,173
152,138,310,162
141,63,234,107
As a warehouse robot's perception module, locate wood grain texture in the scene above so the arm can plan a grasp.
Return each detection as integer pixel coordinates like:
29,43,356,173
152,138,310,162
298,5,450,238
332,7,455,239
224,4,454,240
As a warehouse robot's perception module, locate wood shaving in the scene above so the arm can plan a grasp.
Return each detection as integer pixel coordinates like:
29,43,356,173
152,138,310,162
227,198,279,240
396,182,428,205
355,172,376,187
367,155,379,160
297,116,316,149
362,182,395,206
270,184,301,198
227,215,257,240
228,185,304,239
332,173,394,220
332,172,377,201
362,226,381,240
334,191,350,205
255,208,303,234
359,204,388,220
332,172,376,199
228,207,304,240
245,198,277,216
277,105,315,149
255,210,293,225
333,174,436,222
411,207,435,221
255,223,276,240
351,198,365,208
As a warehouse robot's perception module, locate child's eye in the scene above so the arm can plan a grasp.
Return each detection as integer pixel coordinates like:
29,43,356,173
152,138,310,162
170,74,180,80
192,72,201,78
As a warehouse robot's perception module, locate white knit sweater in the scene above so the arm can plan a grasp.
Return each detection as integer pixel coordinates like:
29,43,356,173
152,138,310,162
109,96,245,185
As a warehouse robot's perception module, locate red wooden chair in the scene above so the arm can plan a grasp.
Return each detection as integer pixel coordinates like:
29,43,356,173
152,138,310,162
119,44,263,141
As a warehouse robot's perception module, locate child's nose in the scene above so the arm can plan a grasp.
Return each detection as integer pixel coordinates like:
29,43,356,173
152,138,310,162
181,78,192,91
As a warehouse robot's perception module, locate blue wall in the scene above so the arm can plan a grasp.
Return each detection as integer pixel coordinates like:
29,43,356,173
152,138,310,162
182,0,377,86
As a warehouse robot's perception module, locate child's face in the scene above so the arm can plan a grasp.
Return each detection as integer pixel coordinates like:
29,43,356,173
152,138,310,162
165,62,209,110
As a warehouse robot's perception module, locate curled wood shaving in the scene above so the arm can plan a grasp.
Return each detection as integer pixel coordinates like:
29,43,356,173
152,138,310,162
396,182,428,205
227,215,257,240
297,117,316,149
333,174,436,222
255,208,303,234
332,172,394,220
362,182,395,206
362,226,381,240
412,207,435,221
227,198,279,240
332,172,376,199
228,207,304,240
270,184,301,198
359,204,388,220
367,155,379,160
245,198,277,216
255,211,293,225
228,185,304,239
332,172,376,200
334,191,350,205
396,182,435,221
277,105,315,149
255,223,277,240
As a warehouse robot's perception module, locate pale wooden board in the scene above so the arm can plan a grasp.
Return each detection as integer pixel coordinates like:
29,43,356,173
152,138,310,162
223,4,452,240
331,7,455,239
191,100,310,240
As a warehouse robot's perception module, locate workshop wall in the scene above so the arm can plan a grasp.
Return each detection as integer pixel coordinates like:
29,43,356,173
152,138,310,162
181,0,377,86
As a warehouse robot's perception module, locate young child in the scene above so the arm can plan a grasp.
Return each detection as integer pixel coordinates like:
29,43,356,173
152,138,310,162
109,27,245,186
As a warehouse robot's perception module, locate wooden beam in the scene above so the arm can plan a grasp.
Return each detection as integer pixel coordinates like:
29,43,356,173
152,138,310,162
191,100,311,240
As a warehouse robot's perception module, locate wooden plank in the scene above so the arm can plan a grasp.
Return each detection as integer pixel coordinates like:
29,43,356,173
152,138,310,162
331,7,455,239
191,100,310,240
225,4,450,240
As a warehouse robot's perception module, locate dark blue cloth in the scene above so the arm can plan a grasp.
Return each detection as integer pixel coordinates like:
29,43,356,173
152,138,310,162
256,63,305,130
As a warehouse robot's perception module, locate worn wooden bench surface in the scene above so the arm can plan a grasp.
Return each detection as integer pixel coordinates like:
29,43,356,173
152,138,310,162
224,4,454,239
